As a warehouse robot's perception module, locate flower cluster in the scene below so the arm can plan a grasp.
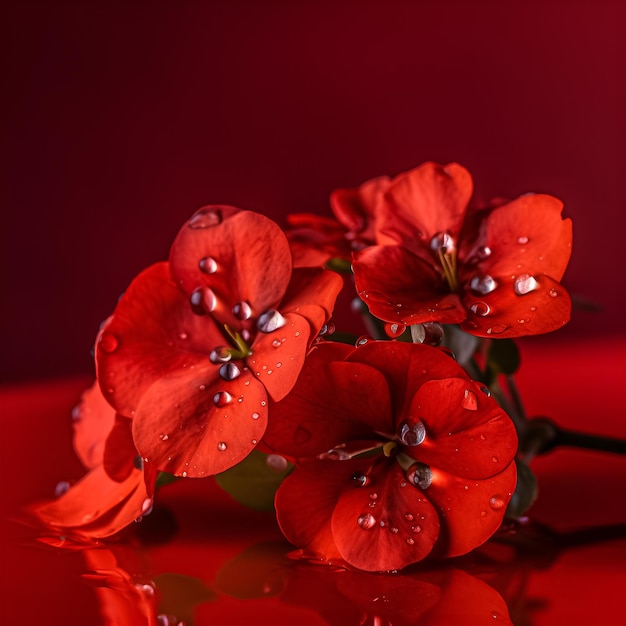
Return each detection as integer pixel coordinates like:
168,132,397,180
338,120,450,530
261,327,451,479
34,162,573,572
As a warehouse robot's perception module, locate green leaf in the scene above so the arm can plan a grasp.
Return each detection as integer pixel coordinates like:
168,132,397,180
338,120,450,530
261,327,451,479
505,458,538,519
487,338,520,377
215,450,293,511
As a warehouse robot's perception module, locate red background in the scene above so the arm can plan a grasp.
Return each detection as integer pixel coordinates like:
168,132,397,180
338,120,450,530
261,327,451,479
2,0,625,382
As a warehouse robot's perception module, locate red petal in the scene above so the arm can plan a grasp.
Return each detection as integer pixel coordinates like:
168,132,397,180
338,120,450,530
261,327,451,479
331,460,440,571
377,162,473,256
275,458,352,563
280,267,344,333
96,262,224,416
32,464,154,539
72,381,117,470
463,194,572,281
353,245,466,325
460,273,572,337
263,342,392,457
170,208,293,327
103,416,140,482
330,175,390,242
348,342,468,416
425,462,517,558
407,379,518,479
131,364,267,477
286,213,351,266
248,312,311,402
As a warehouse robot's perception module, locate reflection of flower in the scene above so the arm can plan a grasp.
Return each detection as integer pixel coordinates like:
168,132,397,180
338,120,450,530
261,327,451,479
352,162,572,337
33,382,157,539
264,341,517,571
216,540,514,625
95,207,342,477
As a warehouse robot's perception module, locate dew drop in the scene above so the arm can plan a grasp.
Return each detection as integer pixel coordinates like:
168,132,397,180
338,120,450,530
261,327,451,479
470,275,498,295
411,525,422,533
272,339,282,347
478,384,491,397
390,526,399,534
355,335,373,347
369,492,378,500
430,231,455,254
514,274,539,296
199,256,218,274
404,513,414,521
397,420,426,446
257,309,286,333
406,537,415,545
233,301,253,320
462,389,478,410
209,346,231,364
133,455,144,470
219,362,241,381
159,433,169,441
517,236,529,244
190,287,217,315
54,481,70,497
357,513,377,530
469,301,491,317
266,454,288,471
407,462,433,489
141,497,153,514
476,245,492,260
384,322,406,338
217,441,227,451
480,510,487,518
213,391,233,406
188,207,223,229
480,433,487,440
489,495,505,510
318,448,350,460
251,412,260,420
351,472,369,487
491,456,499,463
486,324,508,335
549,288,558,297
99,332,119,354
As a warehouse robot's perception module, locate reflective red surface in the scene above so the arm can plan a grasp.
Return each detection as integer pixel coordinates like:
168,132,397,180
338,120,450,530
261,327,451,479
1,338,625,625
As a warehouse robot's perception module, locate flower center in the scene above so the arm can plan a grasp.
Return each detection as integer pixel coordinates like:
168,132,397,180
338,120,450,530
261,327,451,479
430,231,458,292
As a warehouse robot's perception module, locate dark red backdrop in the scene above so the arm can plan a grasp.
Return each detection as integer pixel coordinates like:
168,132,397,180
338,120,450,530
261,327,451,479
2,0,624,382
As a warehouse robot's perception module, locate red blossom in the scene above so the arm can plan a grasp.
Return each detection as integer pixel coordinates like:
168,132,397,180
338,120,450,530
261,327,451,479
287,176,390,265
264,341,517,572
32,382,157,539
352,162,573,337
96,207,342,477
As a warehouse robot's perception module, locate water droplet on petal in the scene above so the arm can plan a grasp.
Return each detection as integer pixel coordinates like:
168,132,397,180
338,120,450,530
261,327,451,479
213,391,233,406
514,274,539,295
478,384,491,397
141,497,153,514
549,288,558,297
470,301,491,317
517,236,529,244
384,322,406,338
357,513,377,530
369,492,378,500
257,309,286,333
188,207,223,229
199,256,218,274
266,454,288,471
470,275,498,295
209,346,231,364
133,455,144,470
190,287,217,314
406,537,415,545
251,412,260,420
462,389,478,410
407,462,433,489
491,456,499,463
99,332,119,354
355,335,373,347
411,525,422,533
397,420,426,446
318,322,336,336
272,338,282,347
480,510,487,518
233,301,253,320
489,495,505,510
352,472,370,487
219,362,241,381
54,481,70,497
404,513,414,521
430,231,455,254
217,441,227,451
318,448,351,460
476,245,491,260
486,324,508,335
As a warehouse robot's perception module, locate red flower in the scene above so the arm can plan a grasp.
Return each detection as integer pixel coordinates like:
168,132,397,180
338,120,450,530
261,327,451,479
33,382,157,539
287,176,390,265
96,206,342,477
264,341,517,572
352,162,573,337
